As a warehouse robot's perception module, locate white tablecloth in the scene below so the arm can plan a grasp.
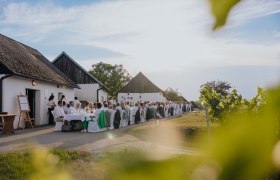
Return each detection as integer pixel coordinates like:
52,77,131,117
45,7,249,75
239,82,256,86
64,114,94,122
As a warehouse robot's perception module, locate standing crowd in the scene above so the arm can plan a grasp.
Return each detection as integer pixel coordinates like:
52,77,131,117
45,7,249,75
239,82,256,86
47,95,193,132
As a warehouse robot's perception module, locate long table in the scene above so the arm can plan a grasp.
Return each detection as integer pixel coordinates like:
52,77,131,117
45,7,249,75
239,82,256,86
0,114,17,134
64,114,95,122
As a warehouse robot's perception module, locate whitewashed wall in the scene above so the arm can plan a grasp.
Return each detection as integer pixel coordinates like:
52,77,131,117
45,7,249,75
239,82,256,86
98,88,108,103
2,76,75,128
75,84,108,103
118,93,166,103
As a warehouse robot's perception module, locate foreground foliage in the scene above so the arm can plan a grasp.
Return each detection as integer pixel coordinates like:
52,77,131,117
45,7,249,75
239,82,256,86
200,80,267,123
209,0,241,30
0,150,89,180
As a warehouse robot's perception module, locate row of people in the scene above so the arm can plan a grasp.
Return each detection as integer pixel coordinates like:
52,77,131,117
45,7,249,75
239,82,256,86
48,94,192,130
52,101,190,132
82,101,190,132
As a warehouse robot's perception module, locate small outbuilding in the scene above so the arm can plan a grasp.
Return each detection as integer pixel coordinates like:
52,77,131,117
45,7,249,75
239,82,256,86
53,52,109,103
117,72,166,103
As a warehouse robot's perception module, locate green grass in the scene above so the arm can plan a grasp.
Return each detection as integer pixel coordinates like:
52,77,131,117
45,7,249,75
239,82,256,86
0,152,32,180
0,150,91,180
128,112,217,147
51,149,91,163
130,112,212,132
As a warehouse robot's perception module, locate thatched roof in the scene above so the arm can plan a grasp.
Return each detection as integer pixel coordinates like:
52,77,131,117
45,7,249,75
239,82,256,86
119,72,163,93
180,96,189,103
0,34,79,88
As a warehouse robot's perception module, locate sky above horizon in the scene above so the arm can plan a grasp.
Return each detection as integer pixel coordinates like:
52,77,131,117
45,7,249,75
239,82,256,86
0,0,279,100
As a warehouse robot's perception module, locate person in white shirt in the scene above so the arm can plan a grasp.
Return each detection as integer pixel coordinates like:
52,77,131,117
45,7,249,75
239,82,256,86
140,103,146,123
125,102,131,111
94,103,103,120
189,102,192,112
124,102,131,124
109,105,116,130
74,97,80,106
130,103,137,125
151,103,157,118
109,97,115,105
62,101,70,114
164,103,169,117
69,101,78,114
53,101,65,122
76,102,82,113
83,102,93,114
115,103,123,113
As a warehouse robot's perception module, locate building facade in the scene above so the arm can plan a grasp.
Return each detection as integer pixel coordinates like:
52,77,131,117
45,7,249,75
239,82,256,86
0,34,79,128
53,52,109,103
118,72,167,103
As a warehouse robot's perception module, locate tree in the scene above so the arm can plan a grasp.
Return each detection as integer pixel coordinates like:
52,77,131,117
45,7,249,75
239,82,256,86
89,62,132,96
199,80,245,122
245,87,267,113
164,88,186,102
203,80,231,96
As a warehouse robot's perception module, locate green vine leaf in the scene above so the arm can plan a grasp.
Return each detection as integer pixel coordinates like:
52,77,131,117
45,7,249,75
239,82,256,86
209,0,241,30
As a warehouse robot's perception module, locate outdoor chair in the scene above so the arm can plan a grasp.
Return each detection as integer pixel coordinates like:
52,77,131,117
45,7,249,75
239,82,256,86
51,111,63,132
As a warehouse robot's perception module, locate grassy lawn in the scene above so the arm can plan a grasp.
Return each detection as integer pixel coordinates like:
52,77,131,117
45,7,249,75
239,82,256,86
128,112,217,147
130,112,214,132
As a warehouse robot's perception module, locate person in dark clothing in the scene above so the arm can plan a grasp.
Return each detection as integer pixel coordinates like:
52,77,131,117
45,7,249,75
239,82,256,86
182,103,187,113
47,94,56,125
104,103,111,128
157,104,165,118
135,107,141,124
146,106,153,121
170,106,174,116
114,109,121,129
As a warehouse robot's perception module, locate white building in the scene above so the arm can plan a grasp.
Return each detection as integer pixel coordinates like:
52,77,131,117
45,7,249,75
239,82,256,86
53,52,109,103
118,72,167,103
0,34,79,128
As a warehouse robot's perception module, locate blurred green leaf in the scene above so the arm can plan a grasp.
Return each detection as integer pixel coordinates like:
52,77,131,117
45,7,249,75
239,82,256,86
105,151,202,180
209,0,241,30
200,85,280,180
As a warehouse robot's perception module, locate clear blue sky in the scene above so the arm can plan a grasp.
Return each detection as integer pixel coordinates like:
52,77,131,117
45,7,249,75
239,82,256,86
0,0,279,100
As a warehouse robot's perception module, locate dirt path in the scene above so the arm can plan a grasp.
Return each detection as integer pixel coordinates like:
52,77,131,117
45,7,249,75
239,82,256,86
0,117,199,156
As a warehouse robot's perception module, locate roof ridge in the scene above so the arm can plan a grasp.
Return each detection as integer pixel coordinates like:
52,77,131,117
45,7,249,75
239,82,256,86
0,34,79,88
118,72,163,93
52,51,110,92
0,34,39,53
